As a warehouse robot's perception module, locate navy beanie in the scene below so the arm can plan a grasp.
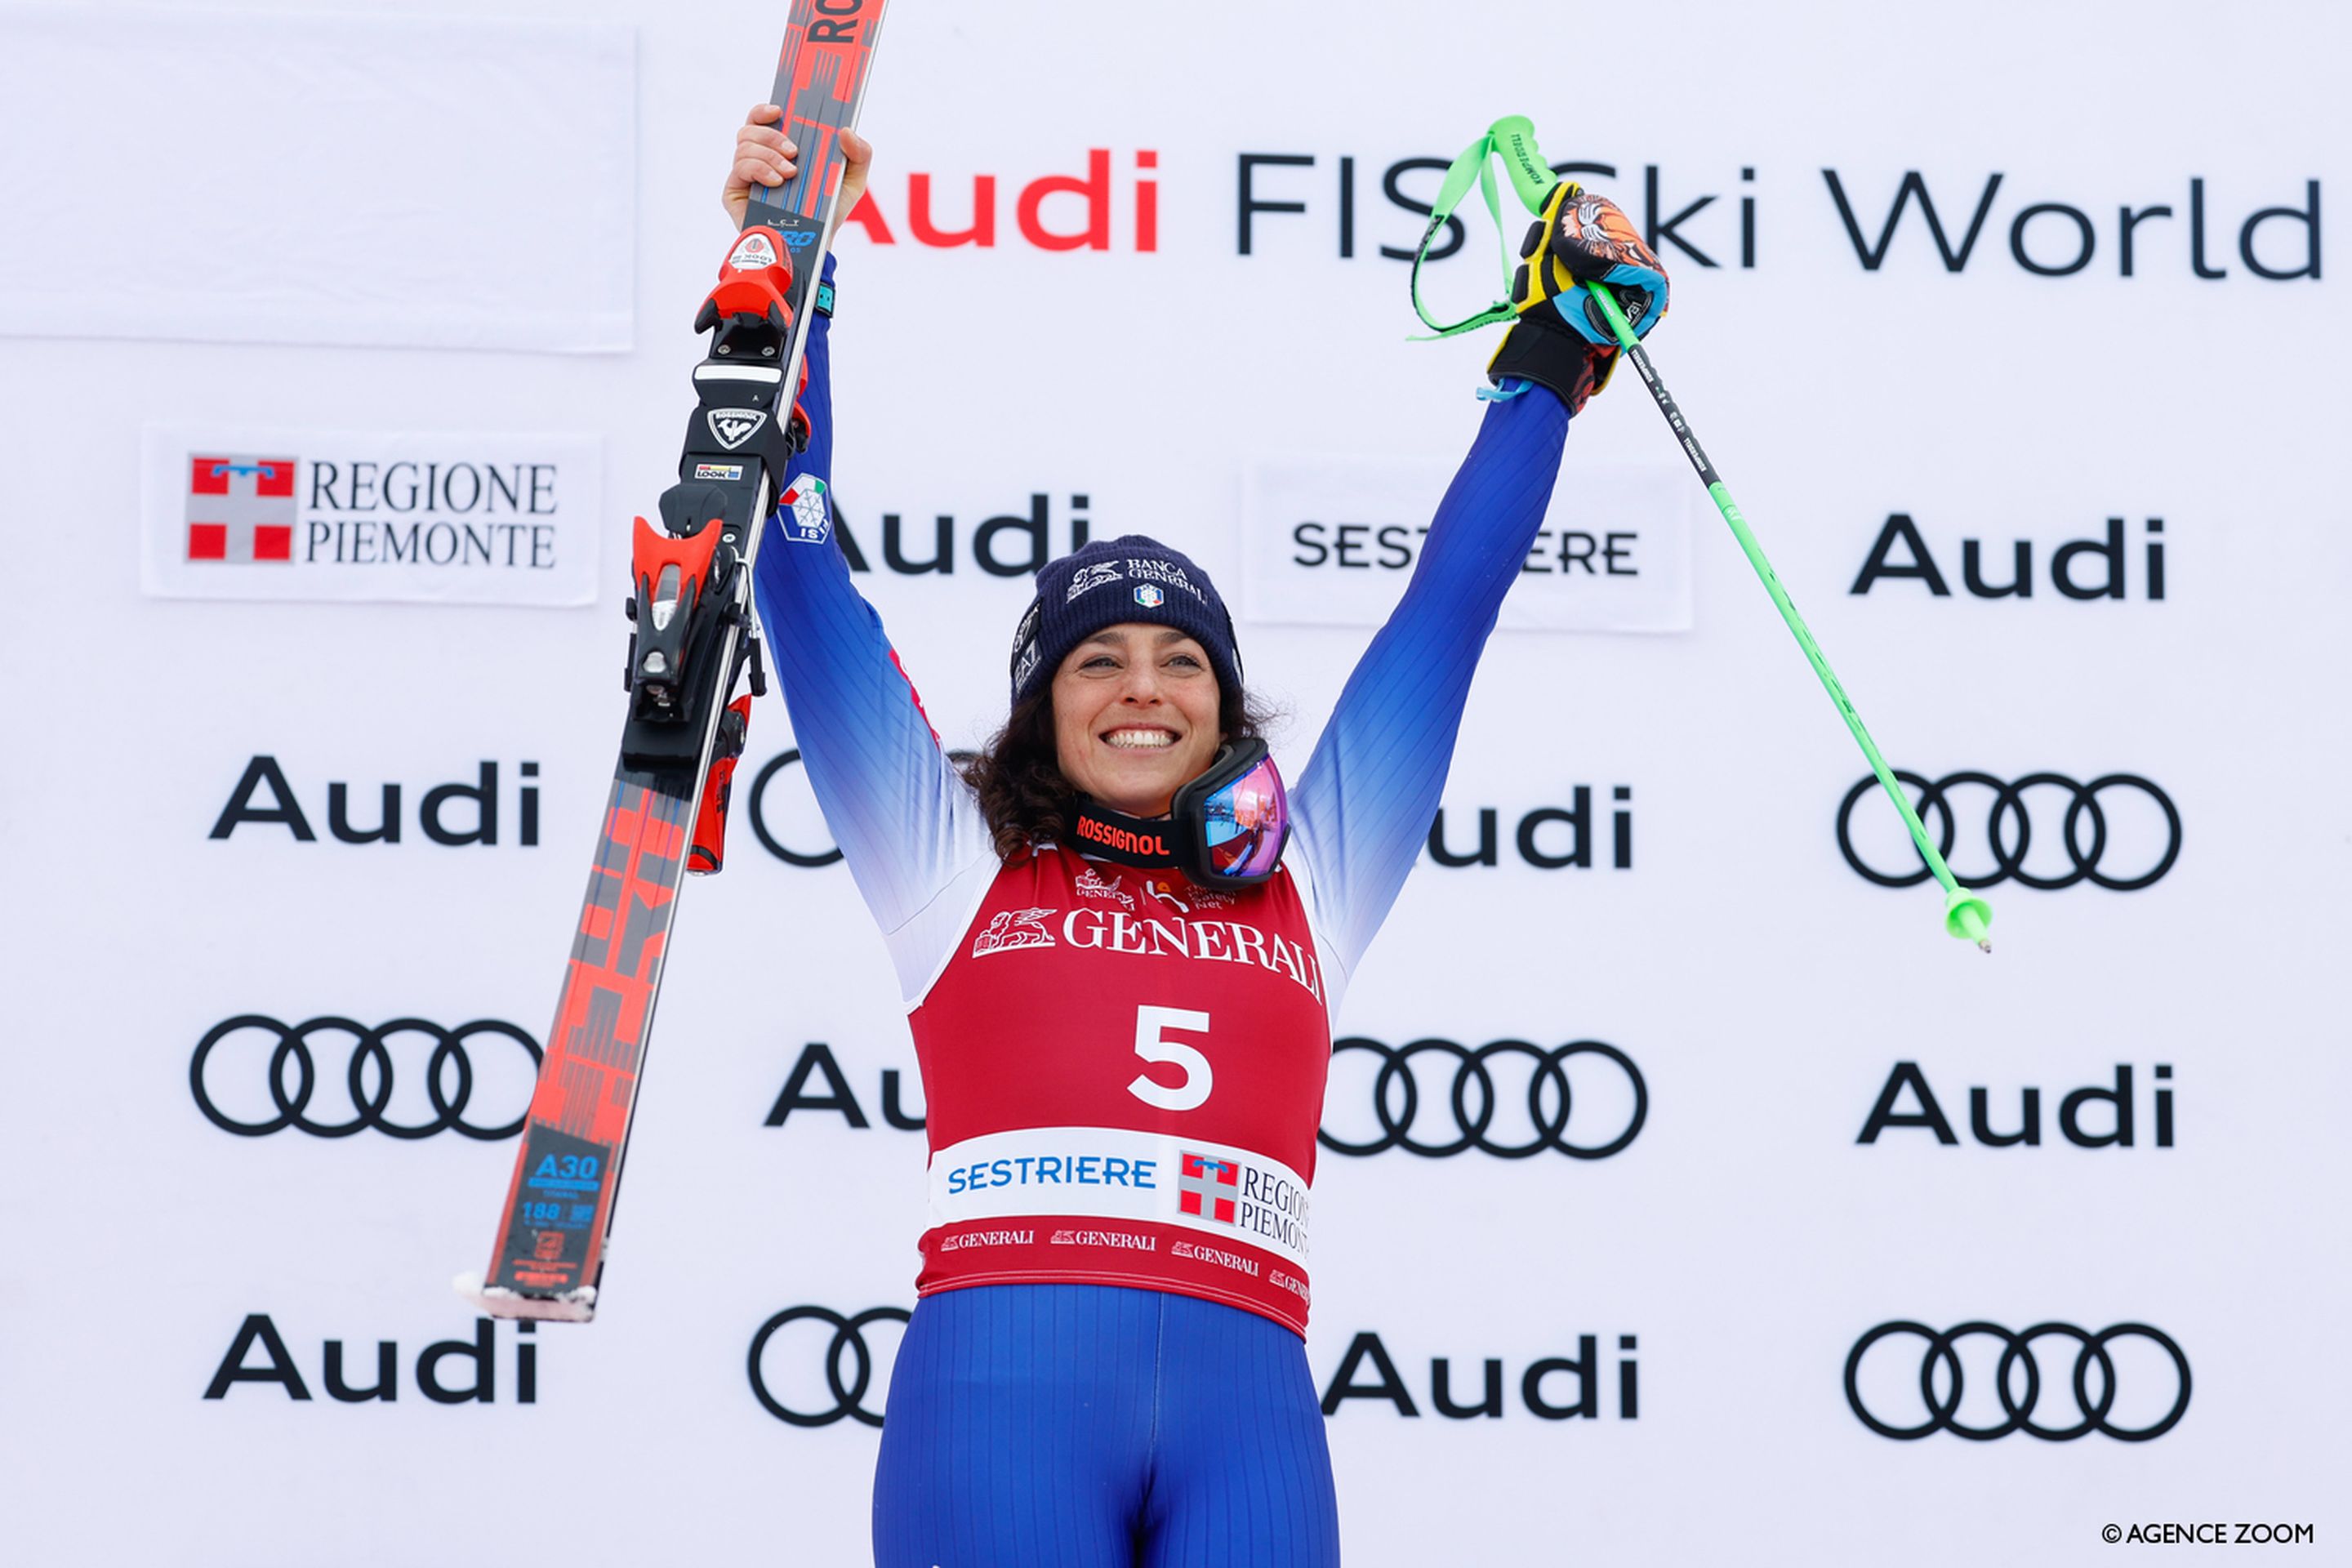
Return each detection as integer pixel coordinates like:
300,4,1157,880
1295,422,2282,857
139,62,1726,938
1009,534,1242,707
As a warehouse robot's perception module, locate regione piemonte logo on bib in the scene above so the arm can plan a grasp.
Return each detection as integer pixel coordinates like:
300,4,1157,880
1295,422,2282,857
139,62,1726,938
143,425,602,608
185,456,296,564
1178,1152,1240,1223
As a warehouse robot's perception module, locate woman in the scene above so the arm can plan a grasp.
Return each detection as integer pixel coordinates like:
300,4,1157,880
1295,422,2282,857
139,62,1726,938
728,106,1668,1567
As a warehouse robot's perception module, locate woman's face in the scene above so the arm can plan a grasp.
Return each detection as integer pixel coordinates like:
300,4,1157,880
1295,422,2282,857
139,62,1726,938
1051,622,1225,817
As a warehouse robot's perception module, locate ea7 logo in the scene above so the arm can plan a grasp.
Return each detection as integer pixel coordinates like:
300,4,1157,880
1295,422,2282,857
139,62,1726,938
707,410,768,451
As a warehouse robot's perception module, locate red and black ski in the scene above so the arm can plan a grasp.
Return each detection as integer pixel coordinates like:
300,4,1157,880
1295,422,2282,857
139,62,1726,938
462,0,888,1323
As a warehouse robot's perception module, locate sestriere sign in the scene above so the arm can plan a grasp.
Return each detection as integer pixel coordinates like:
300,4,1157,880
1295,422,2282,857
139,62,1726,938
1242,457,1693,634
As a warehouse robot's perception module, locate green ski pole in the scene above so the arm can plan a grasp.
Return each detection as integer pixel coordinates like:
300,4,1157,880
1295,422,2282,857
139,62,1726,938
1407,115,1991,950
1580,282,1993,951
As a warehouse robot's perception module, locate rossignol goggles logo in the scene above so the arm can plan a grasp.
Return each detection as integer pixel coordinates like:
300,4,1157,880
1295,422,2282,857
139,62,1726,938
1076,816,1171,857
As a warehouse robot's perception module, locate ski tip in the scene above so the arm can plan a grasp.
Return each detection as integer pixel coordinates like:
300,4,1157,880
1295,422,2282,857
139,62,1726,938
453,1272,598,1323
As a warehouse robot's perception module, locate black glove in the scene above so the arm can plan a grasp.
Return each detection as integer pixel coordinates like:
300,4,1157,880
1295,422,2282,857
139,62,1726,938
1486,185,1670,413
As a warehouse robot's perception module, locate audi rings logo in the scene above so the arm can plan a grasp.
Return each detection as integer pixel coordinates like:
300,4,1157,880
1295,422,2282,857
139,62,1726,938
1838,772,2180,890
747,1306,910,1428
1844,1321,2191,1442
190,1016,541,1139
1319,1039,1647,1160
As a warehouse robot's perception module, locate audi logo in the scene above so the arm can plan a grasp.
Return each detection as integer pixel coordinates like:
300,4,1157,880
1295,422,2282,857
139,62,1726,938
1845,1321,2191,1442
1837,772,2180,891
1319,1039,1647,1160
747,1305,910,1428
189,1015,541,1140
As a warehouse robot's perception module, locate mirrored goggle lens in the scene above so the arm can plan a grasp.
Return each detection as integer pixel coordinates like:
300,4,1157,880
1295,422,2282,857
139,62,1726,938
1201,757,1288,880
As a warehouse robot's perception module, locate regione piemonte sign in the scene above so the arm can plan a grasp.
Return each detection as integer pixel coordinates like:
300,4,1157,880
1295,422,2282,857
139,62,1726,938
1241,456,1695,635
142,425,604,606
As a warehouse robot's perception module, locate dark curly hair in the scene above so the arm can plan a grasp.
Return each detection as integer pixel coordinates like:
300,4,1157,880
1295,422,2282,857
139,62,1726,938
960,681,1279,863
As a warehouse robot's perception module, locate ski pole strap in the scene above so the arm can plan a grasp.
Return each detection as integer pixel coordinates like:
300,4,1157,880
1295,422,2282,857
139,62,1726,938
1409,114,1565,339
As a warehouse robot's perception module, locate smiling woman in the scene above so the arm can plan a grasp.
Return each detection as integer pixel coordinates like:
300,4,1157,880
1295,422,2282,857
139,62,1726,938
960,539,1279,863
1056,623,1223,810
730,106,1668,1568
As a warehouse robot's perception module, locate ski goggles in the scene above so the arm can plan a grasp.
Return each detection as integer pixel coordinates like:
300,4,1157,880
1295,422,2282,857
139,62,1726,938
1067,738,1291,889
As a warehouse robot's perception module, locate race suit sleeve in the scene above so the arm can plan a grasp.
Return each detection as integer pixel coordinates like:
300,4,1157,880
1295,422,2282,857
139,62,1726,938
751,256,995,997
1288,386,1572,988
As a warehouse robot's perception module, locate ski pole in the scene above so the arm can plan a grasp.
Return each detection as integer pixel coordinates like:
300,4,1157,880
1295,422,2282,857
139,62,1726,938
1408,115,1991,950
1580,281,1993,951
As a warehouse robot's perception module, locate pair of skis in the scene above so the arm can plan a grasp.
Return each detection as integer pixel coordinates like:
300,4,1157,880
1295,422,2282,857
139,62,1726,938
459,0,889,1322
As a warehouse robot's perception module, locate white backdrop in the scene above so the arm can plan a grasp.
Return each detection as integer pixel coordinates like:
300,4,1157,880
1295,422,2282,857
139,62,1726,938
4,2,2348,1564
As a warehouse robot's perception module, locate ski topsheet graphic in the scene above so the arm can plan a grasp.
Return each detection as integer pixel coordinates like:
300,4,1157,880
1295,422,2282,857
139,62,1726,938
462,0,888,1323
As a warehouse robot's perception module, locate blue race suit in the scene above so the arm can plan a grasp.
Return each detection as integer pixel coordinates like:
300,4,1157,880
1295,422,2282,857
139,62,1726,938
755,256,1573,1566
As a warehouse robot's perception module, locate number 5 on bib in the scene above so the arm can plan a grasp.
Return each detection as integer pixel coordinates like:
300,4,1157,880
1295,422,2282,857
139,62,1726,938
1129,1006,1213,1111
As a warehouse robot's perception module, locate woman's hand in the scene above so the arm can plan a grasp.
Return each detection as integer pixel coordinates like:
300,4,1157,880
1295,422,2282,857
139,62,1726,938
723,102,874,232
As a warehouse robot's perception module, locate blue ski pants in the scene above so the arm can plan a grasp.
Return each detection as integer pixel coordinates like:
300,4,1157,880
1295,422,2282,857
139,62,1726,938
871,1283,1341,1567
